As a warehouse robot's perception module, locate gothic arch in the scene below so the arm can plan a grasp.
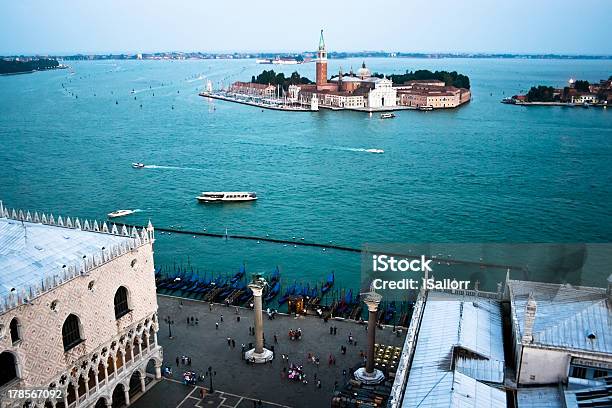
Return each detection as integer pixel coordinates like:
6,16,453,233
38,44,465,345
111,383,126,408
94,397,108,408
0,350,19,387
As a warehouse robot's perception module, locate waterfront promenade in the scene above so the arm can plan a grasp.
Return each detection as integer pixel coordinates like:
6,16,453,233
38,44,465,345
199,92,313,112
137,295,406,408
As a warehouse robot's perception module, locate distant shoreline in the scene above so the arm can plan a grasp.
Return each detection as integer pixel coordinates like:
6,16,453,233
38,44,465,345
3,53,612,61
0,66,67,76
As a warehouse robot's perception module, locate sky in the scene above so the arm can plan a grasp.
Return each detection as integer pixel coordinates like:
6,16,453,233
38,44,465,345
1,0,612,55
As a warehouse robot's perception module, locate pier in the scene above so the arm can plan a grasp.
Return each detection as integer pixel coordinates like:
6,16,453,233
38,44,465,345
199,91,315,112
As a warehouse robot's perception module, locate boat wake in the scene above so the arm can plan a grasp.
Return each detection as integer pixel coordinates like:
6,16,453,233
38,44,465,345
337,147,385,154
143,164,202,171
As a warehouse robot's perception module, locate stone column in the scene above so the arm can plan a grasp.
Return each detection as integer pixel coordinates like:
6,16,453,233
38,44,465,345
365,301,378,374
124,386,131,406
154,361,162,380
244,275,274,363
253,283,264,354
354,291,385,384
140,375,146,392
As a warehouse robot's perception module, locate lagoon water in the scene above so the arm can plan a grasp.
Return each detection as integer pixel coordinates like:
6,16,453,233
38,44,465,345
1,58,611,291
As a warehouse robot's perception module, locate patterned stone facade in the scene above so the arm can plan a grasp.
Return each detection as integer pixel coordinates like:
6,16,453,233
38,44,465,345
0,206,162,408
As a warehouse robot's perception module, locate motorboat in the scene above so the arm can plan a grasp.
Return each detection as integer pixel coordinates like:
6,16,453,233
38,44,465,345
107,209,135,218
418,106,433,111
132,162,145,169
196,192,257,203
380,112,395,119
366,149,384,154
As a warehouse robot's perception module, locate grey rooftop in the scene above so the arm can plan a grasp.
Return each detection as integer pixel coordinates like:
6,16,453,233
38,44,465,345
0,201,154,313
508,279,611,355
401,291,506,408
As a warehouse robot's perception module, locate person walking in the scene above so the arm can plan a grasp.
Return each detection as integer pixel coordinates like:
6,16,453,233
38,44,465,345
176,356,179,367
215,322,219,330
220,314,224,322
274,333,278,344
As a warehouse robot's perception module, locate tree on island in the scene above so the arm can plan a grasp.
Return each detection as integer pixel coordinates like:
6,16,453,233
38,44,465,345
372,69,470,89
251,70,313,91
0,58,60,75
526,85,557,102
573,80,590,92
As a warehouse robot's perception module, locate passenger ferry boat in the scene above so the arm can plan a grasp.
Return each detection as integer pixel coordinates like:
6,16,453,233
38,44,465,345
107,209,136,218
380,112,395,119
196,192,258,203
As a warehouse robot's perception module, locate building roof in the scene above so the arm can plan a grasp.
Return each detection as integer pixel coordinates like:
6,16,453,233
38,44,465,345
232,81,274,90
0,216,133,300
508,280,611,355
401,292,506,408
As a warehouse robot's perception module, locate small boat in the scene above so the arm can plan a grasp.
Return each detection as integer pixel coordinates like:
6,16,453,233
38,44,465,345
366,149,384,154
418,106,433,111
380,112,395,119
196,192,257,203
132,162,145,169
107,209,135,218
321,272,335,294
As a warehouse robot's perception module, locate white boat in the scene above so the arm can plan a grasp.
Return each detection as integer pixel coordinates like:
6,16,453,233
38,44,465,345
366,149,385,154
418,106,433,111
132,162,145,168
380,113,395,119
107,209,135,218
196,192,257,203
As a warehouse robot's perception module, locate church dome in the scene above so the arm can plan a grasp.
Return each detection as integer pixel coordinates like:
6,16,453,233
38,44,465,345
357,62,371,78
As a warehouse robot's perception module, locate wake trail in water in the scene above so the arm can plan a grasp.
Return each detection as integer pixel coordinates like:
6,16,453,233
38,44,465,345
143,164,203,171
333,147,385,154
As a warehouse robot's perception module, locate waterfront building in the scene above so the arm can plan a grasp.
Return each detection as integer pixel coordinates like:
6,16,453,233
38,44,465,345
0,201,162,408
228,82,276,98
388,276,612,408
508,279,612,385
395,81,471,108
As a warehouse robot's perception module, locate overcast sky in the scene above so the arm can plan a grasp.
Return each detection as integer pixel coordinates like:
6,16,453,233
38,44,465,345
2,0,612,55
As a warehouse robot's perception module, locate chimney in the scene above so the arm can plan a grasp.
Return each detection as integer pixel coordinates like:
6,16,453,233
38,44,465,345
522,293,537,344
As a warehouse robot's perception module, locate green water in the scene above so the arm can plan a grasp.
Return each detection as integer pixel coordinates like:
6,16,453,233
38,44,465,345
1,58,611,291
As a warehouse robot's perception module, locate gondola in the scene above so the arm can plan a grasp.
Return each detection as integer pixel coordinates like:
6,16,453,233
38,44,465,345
321,272,335,294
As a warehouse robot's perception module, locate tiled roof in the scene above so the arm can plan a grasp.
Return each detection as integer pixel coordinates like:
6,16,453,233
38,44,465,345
0,216,133,300
509,280,611,354
401,292,506,408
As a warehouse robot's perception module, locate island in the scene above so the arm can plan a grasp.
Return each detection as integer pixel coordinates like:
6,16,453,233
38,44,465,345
0,58,66,75
200,30,471,113
502,76,612,107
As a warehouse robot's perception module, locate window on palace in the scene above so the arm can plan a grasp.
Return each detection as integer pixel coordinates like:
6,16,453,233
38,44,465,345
594,369,608,378
114,286,130,319
62,314,82,351
9,318,20,344
571,366,587,379
0,351,18,386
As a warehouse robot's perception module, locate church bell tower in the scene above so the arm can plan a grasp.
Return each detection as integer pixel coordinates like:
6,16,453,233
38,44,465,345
316,29,328,89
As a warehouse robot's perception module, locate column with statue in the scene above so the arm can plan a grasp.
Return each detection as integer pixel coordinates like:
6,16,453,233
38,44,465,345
353,290,385,384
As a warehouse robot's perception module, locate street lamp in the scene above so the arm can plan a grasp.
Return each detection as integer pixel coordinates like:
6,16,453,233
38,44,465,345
206,366,217,393
164,316,174,339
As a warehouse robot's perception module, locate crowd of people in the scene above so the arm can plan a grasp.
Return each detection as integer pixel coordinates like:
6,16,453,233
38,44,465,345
288,328,302,340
